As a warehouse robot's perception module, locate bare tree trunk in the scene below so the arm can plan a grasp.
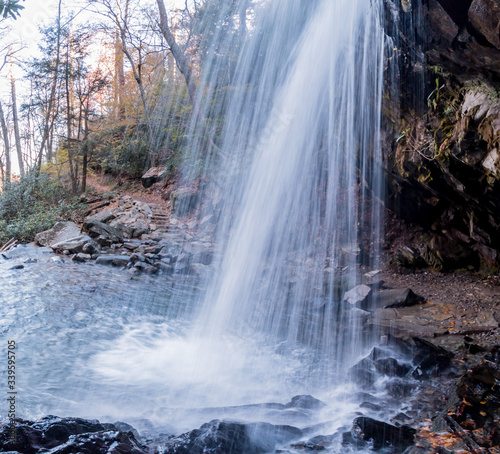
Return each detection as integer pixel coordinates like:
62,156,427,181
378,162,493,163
81,101,90,194
156,0,197,106
10,69,24,176
65,40,77,194
0,155,4,184
0,100,11,186
36,0,62,173
114,26,125,119
156,0,222,155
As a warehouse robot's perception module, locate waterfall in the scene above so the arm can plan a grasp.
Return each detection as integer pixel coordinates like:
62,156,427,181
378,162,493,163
87,0,387,435
191,0,386,377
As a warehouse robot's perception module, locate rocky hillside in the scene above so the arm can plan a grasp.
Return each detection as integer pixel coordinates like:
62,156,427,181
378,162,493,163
383,0,500,271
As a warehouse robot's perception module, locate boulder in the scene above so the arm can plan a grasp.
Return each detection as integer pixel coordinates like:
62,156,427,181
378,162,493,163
348,417,415,451
469,0,500,50
348,357,376,387
160,420,302,454
373,358,412,377
373,288,425,309
85,210,116,224
0,416,145,454
95,255,130,267
343,284,372,308
35,222,81,247
84,220,123,243
142,167,168,188
171,188,199,216
51,235,97,254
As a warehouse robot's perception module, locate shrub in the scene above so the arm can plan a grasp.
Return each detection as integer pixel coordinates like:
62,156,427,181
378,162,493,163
0,172,85,244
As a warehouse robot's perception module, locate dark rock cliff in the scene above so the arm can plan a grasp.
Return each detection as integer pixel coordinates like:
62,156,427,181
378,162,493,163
383,0,500,270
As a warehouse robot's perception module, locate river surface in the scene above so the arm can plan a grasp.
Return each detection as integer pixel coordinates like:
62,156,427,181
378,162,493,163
1,245,366,440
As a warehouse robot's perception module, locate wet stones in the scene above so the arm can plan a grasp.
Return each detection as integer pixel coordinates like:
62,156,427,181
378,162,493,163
436,363,500,450
343,284,425,311
0,416,146,454
348,335,454,390
284,395,327,410
95,255,131,268
159,419,302,454
35,221,82,248
33,198,216,278
345,416,416,451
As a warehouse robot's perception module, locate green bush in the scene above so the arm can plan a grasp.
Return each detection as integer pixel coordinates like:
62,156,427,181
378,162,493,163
0,172,85,244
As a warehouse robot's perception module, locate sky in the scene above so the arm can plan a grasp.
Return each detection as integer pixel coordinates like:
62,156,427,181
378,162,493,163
7,0,187,54
1,0,188,94
0,0,188,173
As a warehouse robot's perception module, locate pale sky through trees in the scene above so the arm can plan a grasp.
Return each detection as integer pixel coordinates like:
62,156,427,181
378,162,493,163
0,0,189,175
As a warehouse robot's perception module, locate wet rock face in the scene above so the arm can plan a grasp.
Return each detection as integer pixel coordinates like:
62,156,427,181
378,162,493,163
346,416,416,451
411,0,500,80
382,0,500,271
438,363,500,450
160,419,303,454
0,416,146,454
387,84,500,270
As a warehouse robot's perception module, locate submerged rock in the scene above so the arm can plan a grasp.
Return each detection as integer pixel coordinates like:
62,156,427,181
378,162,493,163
284,395,327,410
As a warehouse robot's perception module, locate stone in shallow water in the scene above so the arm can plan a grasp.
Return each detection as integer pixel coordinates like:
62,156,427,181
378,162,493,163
160,419,302,454
52,235,95,254
35,221,81,247
95,255,130,267
284,395,327,410
0,416,145,454
348,416,415,451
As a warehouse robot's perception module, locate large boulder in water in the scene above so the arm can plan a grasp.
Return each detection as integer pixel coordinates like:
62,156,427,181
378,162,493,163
35,221,81,247
51,235,98,254
160,420,302,454
345,416,416,451
0,416,146,454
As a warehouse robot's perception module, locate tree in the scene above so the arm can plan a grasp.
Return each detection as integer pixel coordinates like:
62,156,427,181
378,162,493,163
0,0,24,21
35,0,63,173
0,100,11,186
10,56,24,176
156,0,197,105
